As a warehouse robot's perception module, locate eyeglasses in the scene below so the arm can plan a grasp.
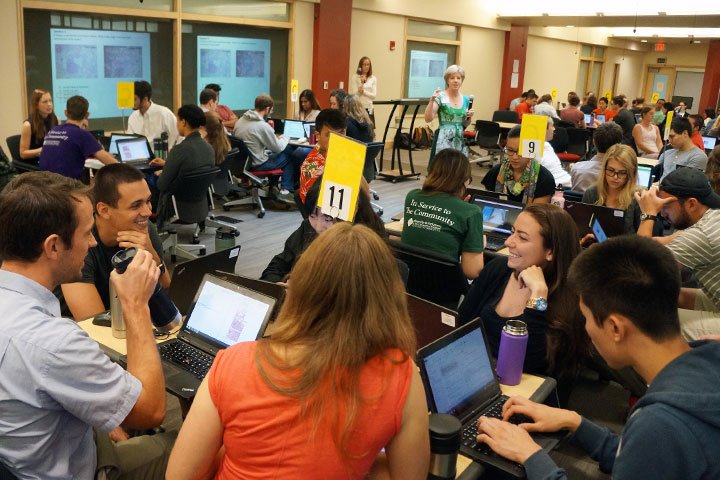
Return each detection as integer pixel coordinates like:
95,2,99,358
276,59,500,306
503,146,519,155
605,168,628,179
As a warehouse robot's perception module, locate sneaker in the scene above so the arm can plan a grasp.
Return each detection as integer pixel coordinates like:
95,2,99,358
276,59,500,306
276,190,295,204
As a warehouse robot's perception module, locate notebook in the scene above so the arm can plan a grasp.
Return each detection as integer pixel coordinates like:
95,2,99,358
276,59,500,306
283,119,307,140
702,136,717,152
116,137,155,166
417,319,560,478
471,194,524,251
406,293,457,349
563,201,625,237
637,164,653,189
108,133,143,155
146,274,276,399
167,246,240,315
211,271,286,322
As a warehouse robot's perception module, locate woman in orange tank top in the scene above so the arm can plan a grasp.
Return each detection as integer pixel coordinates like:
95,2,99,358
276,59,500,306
167,223,430,479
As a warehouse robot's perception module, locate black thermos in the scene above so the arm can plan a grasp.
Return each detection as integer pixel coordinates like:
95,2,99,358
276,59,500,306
427,414,462,480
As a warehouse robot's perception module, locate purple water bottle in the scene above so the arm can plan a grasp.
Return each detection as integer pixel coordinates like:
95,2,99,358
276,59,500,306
495,319,528,386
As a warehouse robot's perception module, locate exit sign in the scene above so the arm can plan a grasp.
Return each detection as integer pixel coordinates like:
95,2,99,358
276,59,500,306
655,42,666,52
657,58,667,64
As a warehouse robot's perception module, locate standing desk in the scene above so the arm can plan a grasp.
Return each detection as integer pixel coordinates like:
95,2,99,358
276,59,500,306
374,99,426,183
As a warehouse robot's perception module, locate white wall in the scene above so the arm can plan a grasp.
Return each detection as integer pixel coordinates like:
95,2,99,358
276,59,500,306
291,0,315,113
603,47,645,98
1,0,23,151
524,36,579,103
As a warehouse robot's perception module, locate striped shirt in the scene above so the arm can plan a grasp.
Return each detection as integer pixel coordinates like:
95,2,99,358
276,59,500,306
668,208,720,311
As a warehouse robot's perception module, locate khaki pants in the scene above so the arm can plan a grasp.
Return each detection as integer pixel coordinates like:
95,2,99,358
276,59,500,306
678,290,720,341
94,429,175,480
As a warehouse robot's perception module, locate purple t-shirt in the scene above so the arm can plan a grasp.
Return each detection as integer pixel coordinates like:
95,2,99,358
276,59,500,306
39,124,102,179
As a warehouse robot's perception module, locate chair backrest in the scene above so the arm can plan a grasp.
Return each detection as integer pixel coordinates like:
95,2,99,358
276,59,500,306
389,239,468,311
363,141,384,182
492,110,519,123
474,120,502,148
213,148,240,196
6,135,21,162
556,120,575,129
563,190,583,202
172,166,220,224
550,127,570,153
566,128,591,157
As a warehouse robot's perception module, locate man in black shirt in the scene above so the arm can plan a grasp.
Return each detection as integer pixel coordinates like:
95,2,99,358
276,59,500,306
62,164,170,319
611,95,635,146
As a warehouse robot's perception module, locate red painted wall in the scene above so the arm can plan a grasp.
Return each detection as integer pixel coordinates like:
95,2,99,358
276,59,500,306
699,39,720,113
311,0,352,108
499,25,529,111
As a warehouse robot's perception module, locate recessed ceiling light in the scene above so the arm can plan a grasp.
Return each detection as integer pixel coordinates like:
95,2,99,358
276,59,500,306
641,39,648,43
693,40,701,43
658,11,667,16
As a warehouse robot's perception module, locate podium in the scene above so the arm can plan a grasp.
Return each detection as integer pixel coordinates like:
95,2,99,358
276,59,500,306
374,99,427,183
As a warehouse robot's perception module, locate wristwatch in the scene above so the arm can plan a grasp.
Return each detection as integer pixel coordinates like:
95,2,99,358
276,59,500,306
526,297,548,312
640,213,658,222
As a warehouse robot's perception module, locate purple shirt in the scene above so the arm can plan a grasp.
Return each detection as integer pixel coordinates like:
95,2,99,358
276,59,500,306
39,124,102,179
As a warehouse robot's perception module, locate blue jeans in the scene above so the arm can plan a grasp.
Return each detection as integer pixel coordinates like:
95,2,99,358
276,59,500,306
254,145,298,190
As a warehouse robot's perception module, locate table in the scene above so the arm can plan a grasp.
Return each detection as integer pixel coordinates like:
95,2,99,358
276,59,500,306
78,316,176,363
637,157,658,167
374,99,426,183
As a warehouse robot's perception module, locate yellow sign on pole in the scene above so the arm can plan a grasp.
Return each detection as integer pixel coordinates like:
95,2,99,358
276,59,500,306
117,82,135,109
318,133,366,222
518,114,547,159
291,79,299,103
603,90,612,101
651,92,660,104
664,111,674,141
551,88,558,100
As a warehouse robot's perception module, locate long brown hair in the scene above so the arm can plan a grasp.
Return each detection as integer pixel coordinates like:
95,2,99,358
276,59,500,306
203,111,229,165
256,223,416,463
422,148,471,197
356,56,373,77
28,89,58,142
595,144,638,209
523,203,588,377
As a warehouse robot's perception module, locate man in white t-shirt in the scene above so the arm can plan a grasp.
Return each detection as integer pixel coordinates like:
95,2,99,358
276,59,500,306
128,80,180,150
539,116,571,187
636,167,720,340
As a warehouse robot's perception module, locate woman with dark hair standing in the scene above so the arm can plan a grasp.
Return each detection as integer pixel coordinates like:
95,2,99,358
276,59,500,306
298,89,321,122
352,56,377,122
167,223,429,479
20,88,59,163
401,148,485,279
458,204,588,386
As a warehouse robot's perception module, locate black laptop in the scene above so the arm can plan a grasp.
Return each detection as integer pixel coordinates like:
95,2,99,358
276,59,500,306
108,133,143,156
417,319,560,477
406,293,458,349
211,271,286,322
167,246,240,315
563,201,625,237
145,274,276,399
471,193,524,251
116,136,156,167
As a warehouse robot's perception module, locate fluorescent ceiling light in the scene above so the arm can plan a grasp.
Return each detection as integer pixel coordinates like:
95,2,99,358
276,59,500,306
641,39,648,42
609,27,720,38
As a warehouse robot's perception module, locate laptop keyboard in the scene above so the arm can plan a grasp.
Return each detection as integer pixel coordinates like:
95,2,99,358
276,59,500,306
460,395,532,453
485,236,507,252
158,341,213,379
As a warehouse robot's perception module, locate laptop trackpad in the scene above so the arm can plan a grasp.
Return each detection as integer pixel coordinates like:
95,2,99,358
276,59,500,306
163,362,201,399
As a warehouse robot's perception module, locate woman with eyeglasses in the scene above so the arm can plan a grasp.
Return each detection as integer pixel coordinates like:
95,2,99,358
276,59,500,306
19,89,59,163
481,125,555,204
582,144,643,233
401,148,485,279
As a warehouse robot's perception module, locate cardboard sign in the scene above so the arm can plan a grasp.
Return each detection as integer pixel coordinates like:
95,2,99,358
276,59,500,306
664,111,674,141
651,92,660,104
551,88,558,100
603,90,612,101
117,82,134,109
291,79,299,103
518,114,546,159
318,133,366,222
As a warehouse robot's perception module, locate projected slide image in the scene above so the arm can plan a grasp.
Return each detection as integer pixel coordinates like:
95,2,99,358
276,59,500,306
200,48,231,77
104,46,143,78
411,58,429,77
408,50,448,98
429,60,446,78
236,50,265,78
55,44,98,79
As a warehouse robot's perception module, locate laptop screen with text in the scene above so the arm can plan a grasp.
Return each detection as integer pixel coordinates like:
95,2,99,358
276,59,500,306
117,137,152,162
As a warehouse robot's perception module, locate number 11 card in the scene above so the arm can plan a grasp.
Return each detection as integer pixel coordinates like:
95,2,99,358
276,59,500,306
318,133,367,222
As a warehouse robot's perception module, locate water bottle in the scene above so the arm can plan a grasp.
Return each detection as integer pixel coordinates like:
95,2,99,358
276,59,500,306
495,319,528,386
428,414,462,480
160,132,169,159
551,185,565,209
111,248,182,334
215,226,238,250
109,279,125,339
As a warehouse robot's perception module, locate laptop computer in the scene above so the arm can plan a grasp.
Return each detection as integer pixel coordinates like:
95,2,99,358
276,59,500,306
108,133,143,156
417,318,560,478
563,201,625,237
406,293,458,348
141,274,276,399
283,119,307,140
116,136,156,167
211,271,286,321
583,113,592,125
634,113,642,124
167,246,240,315
702,135,717,153
303,122,315,138
471,194,524,251
595,114,605,124
637,164,653,189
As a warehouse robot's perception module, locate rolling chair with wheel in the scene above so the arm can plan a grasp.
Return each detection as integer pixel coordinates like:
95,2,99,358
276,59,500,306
6,135,40,173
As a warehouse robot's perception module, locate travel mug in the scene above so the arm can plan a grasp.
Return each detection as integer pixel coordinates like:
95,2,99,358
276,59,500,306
495,319,528,386
109,279,125,339
427,414,461,480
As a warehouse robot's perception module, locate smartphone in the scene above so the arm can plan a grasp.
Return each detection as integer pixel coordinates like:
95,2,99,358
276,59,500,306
591,217,608,243
584,113,592,125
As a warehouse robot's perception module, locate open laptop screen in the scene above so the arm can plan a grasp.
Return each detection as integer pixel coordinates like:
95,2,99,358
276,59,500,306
421,324,495,415
283,120,306,139
185,276,272,348
703,136,717,151
117,137,153,162
109,134,142,155
473,197,522,236
637,165,653,189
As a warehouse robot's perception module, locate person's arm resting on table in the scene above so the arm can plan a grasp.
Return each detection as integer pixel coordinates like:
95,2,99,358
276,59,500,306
94,148,118,166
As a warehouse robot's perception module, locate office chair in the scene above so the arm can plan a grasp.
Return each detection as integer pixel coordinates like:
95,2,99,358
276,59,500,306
364,141,385,215
549,124,569,153
6,134,40,172
562,128,593,165
472,120,504,165
159,166,239,262
491,110,519,124
211,148,245,200
562,190,583,203
222,136,282,218
389,239,469,311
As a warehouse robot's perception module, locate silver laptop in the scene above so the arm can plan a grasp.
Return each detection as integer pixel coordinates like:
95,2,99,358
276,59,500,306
116,137,155,166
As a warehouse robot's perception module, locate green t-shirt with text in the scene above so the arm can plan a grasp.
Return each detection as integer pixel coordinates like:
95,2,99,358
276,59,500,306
401,189,484,258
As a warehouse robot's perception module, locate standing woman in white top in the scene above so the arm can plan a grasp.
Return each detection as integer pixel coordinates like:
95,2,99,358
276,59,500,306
633,106,663,159
353,56,377,124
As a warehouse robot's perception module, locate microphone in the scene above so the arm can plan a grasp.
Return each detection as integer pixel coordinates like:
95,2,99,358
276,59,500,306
468,95,474,110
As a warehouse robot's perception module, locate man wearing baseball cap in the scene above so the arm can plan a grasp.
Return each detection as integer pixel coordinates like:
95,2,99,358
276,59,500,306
635,167,720,340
